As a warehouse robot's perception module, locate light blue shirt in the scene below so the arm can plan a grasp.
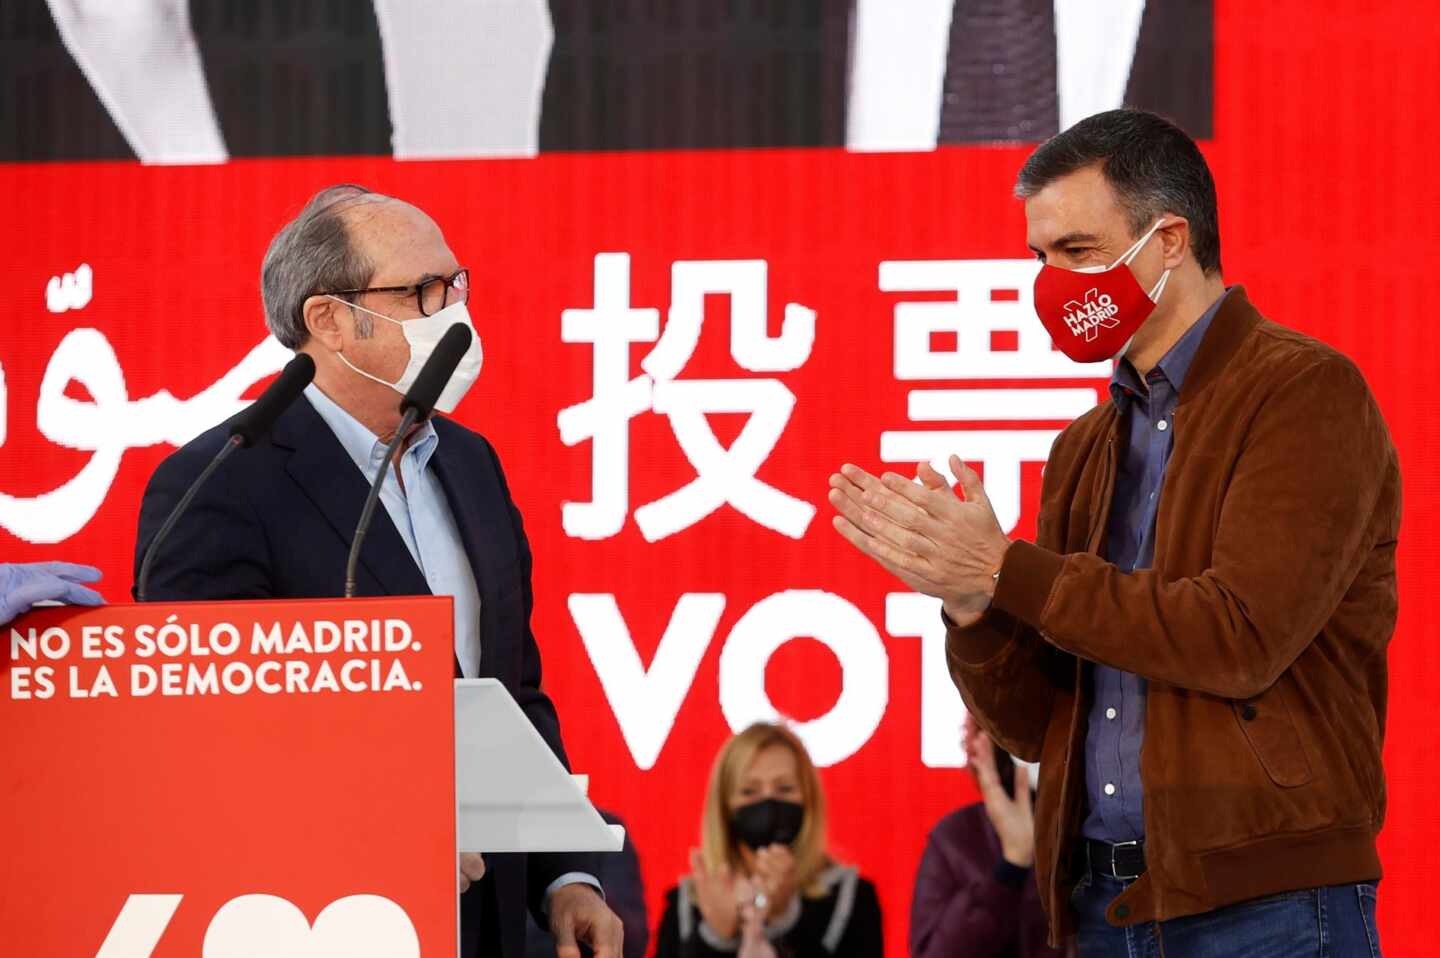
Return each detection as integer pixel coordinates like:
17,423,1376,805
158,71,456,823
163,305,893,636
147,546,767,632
304,385,600,904
304,384,483,677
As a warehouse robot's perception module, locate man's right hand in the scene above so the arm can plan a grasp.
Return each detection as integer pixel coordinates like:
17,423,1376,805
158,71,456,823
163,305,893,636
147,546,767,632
459,853,486,894
964,717,1036,868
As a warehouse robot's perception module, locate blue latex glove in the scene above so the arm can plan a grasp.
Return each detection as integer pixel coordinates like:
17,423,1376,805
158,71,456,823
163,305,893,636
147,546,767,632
0,562,104,626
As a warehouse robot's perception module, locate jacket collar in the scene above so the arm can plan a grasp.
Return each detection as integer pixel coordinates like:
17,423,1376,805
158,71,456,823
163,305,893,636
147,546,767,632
1111,288,1229,410
1176,284,1263,408
269,394,430,598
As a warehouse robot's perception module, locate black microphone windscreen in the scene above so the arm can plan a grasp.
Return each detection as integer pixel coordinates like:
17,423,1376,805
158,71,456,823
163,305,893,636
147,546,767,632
399,323,472,420
229,353,316,447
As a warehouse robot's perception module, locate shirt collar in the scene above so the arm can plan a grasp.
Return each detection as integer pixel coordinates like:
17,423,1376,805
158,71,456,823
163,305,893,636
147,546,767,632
303,382,439,479
1109,287,1232,407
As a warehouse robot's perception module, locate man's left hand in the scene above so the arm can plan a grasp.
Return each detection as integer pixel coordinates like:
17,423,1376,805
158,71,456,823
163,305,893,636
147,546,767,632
828,456,1010,626
549,883,623,958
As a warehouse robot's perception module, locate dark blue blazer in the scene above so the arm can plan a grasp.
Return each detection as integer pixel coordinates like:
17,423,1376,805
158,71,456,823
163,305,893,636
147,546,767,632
133,393,593,958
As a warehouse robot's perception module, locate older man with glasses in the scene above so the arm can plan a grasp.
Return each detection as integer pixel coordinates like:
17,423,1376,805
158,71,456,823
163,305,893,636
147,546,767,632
133,184,624,958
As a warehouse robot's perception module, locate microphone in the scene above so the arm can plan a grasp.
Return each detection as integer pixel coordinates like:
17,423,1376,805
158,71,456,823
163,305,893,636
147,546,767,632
229,352,317,448
137,353,316,601
400,323,473,421
345,324,473,598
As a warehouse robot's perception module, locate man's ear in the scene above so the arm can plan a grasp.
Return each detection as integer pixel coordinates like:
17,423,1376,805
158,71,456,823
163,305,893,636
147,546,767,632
1158,216,1191,271
302,294,344,352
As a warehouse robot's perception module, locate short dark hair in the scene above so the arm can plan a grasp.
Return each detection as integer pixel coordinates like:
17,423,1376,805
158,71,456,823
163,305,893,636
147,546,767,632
260,184,385,348
1015,109,1222,275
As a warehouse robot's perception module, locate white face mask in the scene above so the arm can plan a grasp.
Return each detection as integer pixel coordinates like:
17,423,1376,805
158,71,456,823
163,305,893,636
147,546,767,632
327,297,484,414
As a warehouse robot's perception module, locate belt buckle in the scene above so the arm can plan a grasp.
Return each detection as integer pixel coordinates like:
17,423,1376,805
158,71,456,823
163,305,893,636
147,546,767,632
1109,839,1141,880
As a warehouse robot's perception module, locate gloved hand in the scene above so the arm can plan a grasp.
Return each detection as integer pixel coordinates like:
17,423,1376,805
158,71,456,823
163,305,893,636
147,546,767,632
0,562,104,625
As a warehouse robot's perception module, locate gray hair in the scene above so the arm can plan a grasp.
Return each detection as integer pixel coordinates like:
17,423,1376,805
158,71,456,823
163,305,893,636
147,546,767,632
260,184,385,348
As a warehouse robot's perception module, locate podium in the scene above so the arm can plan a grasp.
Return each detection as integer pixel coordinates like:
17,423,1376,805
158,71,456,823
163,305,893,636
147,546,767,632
0,597,616,957
456,679,623,854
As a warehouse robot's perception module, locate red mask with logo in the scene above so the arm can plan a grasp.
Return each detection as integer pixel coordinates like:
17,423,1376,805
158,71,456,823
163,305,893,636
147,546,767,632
1033,218,1171,364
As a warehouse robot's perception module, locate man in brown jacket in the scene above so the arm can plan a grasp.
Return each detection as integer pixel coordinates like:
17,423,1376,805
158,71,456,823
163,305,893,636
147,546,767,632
829,109,1399,955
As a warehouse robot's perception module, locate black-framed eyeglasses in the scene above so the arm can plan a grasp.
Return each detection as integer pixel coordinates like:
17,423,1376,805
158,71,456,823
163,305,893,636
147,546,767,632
324,268,470,317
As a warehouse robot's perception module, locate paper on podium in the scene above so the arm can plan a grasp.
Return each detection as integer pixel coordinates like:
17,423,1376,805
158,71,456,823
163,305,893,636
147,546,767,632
455,678,624,853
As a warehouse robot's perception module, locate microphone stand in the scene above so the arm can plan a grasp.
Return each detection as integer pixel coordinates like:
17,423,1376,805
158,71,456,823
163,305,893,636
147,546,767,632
344,407,420,598
136,433,243,602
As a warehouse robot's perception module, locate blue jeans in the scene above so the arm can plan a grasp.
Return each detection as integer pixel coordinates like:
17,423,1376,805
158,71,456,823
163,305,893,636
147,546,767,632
1072,873,1382,957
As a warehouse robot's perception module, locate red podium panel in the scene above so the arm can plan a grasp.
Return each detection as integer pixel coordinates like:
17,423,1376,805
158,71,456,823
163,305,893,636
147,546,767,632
0,597,458,957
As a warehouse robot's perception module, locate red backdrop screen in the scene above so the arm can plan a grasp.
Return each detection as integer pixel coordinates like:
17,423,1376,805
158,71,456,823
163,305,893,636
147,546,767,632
3,1,1438,953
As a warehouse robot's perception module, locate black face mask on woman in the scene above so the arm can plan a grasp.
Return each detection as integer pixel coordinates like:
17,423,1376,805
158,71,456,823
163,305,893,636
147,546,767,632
731,798,805,850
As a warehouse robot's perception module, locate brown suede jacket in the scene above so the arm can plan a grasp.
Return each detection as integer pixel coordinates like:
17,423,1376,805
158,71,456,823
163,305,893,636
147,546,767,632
947,287,1401,945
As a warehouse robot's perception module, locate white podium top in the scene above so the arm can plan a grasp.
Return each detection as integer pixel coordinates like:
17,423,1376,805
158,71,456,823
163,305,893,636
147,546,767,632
454,679,624,854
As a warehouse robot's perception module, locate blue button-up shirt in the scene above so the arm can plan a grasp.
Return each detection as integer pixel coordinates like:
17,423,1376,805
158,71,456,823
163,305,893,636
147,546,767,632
304,384,484,677
1081,289,1230,844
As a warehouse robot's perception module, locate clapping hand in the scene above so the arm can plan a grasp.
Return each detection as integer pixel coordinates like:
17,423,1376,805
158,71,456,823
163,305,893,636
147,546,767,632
964,716,1035,868
690,848,746,940
737,901,778,958
752,844,798,922
828,457,1010,628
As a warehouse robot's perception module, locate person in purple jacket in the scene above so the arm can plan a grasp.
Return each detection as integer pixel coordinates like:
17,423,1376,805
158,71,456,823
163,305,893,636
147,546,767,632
910,715,1067,958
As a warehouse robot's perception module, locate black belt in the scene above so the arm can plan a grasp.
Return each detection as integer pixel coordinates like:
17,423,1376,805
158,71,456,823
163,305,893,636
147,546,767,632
1085,838,1147,880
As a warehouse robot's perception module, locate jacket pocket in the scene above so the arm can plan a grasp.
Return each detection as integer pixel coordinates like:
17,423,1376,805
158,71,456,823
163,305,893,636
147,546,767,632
1233,681,1314,787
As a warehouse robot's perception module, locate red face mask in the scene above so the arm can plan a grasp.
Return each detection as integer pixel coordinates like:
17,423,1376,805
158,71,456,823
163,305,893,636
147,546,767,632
1032,218,1171,364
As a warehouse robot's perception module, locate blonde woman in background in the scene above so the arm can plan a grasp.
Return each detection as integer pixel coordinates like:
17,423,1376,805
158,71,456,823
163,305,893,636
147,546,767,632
655,722,883,957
